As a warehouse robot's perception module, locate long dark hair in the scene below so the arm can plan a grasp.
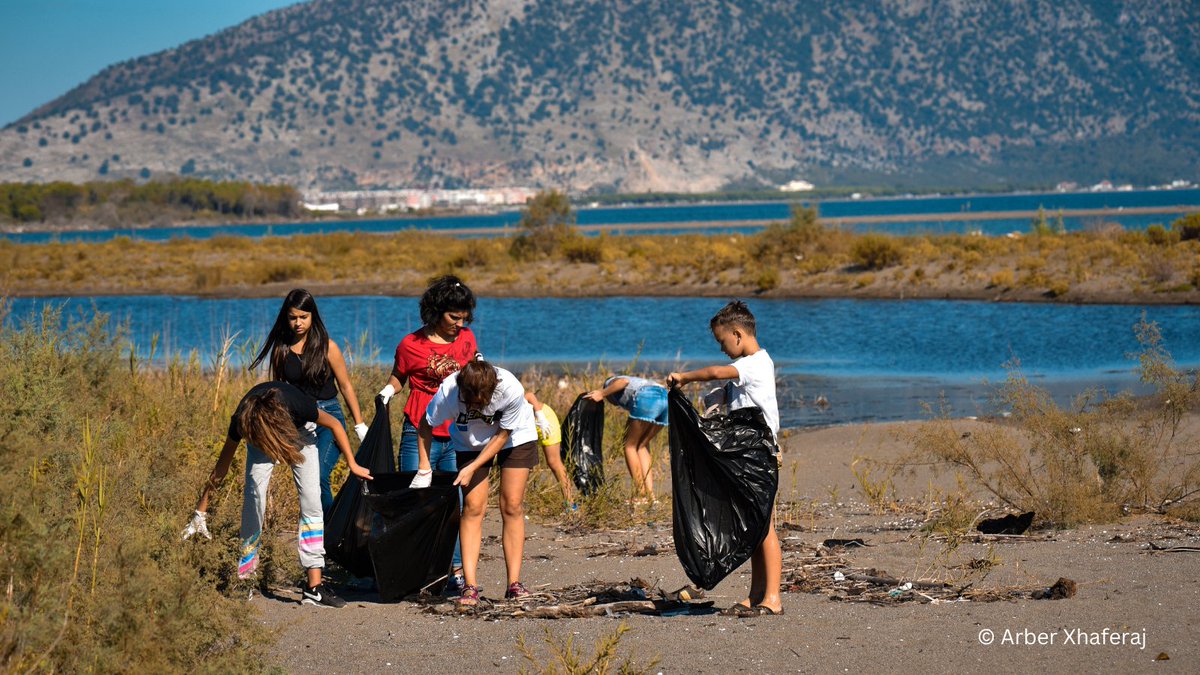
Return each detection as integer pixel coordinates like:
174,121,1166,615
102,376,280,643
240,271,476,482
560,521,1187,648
419,275,476,326
250,289,331,387
239,388,304,465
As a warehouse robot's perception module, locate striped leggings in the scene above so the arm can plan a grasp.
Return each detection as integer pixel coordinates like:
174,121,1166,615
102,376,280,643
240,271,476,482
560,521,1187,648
238,441,324,578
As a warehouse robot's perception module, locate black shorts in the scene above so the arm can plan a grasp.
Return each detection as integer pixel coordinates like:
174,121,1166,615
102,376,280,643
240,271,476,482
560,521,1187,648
457,440,540,471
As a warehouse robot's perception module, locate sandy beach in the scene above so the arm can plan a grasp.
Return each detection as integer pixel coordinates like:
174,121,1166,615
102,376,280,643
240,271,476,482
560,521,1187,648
249,419,1200,673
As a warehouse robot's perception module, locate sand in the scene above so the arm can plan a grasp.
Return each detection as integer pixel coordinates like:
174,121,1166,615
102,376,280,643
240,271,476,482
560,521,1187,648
251,420,1199,673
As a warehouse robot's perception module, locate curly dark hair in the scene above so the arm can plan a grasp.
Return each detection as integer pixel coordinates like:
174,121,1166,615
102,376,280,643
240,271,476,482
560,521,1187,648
419,275,476,326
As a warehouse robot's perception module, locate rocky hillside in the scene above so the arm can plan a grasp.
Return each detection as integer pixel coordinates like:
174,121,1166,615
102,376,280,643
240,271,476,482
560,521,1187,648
1,0,1197,192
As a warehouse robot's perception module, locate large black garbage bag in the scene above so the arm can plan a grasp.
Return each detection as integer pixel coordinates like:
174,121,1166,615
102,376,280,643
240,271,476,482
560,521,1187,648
364,471,461,600
326,396,396,577
668,388,778,590
561,394,605,496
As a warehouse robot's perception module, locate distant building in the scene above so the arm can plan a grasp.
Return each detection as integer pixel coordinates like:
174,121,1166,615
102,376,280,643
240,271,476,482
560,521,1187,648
779,180,814,192
300,187,537,214
302,202,340,212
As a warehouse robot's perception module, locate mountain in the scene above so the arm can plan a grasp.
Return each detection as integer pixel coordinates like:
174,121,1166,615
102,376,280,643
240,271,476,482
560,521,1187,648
1,0,1198,192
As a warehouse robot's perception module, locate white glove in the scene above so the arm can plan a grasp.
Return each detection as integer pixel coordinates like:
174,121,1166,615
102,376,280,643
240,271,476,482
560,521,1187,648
703,386,727,412
379,384,396,405
534,410,552,438
354,423,369,442
409,469,433,489
182,511,211,541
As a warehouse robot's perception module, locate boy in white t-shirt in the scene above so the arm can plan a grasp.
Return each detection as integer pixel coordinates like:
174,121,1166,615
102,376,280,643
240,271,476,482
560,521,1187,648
667,300,783,616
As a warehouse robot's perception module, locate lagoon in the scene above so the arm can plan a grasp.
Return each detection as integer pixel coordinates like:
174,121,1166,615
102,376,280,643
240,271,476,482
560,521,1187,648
9,295,1197,428
4,188,1198,243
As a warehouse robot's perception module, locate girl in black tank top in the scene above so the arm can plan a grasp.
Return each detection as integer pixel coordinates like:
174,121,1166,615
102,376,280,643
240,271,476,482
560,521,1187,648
250,289,368,516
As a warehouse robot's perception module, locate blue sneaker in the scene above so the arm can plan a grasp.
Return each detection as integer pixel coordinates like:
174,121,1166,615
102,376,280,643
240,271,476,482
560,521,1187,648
444,573,466,596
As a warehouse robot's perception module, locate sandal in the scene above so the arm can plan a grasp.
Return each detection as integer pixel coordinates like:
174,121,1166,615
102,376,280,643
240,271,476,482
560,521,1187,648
720,603,784,617
454,584,480,607
719,603,756,617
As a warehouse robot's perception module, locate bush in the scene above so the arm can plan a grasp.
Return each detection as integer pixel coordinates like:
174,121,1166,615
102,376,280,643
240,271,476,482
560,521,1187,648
1029,207,1065,236
911,320,1200,526
851,234,902,270
752,266,780,291
1046,279,1070,297
0,306,271,670
751,205,830,260
1171,212,1200,241
560,233,605,263
1145,223,1175,246
509,190,576,260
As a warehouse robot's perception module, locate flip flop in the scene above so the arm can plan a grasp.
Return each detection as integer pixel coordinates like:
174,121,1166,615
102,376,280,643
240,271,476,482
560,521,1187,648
719,604,757,617
753,604,784,616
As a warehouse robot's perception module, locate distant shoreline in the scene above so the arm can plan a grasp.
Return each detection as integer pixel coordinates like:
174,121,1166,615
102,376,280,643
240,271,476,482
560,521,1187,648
2,203,1197,238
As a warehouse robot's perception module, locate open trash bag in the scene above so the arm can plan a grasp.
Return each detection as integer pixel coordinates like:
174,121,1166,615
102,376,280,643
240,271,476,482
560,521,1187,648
364,471,461,601
668,388,778,590
561,394,605,496
326,396,396,578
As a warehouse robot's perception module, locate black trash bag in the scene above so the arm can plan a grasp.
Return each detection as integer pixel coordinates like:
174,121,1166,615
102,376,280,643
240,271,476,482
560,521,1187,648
561,394,605,496
977,511,1035,535
364,471,461,601
326,396,396,578
668,388,778,590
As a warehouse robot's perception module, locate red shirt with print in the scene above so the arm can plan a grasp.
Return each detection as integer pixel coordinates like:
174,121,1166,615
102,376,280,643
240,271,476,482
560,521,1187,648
394,326,477,437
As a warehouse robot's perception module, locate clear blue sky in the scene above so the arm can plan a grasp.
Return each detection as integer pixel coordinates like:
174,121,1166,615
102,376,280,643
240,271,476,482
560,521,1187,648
0,0,301,127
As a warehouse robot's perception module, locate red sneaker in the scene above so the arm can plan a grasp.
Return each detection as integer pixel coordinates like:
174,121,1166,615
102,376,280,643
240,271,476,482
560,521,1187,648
455,584,480,607
505,581,530,599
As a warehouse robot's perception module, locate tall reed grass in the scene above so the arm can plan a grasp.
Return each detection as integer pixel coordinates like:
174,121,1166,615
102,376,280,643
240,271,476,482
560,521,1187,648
0,305,278,670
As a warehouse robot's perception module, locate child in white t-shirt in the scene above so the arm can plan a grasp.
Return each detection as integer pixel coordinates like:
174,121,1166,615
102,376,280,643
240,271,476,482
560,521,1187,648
414,358,540,606
667,300,782,616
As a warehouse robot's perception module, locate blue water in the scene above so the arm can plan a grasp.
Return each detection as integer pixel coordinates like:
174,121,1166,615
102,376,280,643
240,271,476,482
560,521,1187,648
9,296,1198,427
3,188,1197,243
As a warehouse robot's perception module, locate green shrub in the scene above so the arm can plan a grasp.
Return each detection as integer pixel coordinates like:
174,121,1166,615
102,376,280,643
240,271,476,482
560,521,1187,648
0,306,271,671
1030,207,1065,236
509,190,577,260
751,205,830,260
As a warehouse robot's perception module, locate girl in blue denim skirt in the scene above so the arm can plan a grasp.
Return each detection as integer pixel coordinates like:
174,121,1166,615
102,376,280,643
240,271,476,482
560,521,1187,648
250,289,368,518
584,375,669,501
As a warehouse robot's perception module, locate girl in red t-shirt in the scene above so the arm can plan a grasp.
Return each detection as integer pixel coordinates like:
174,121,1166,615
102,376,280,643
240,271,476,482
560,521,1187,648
377,275,478,591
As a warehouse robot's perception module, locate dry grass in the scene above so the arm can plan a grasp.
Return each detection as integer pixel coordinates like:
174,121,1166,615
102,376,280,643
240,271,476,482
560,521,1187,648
909,319,1200,527
517,621,659,674
0,304,687,669
519,368,673,531
4,210,1200,301
0,304,277,671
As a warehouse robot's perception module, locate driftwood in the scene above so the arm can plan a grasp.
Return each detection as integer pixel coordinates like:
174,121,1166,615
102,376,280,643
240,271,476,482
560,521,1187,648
1143,543,1200,553
845,573,950,590
517,600,658,618
781,540,1075,605
418,579,711,620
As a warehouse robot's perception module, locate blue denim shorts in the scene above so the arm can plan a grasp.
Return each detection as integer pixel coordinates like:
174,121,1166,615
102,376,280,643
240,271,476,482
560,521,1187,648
629,384,669,426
